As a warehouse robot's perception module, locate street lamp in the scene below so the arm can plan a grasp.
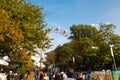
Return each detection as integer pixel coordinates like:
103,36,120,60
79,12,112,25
72,57,75,64
72,57,76,71
109,45,117,70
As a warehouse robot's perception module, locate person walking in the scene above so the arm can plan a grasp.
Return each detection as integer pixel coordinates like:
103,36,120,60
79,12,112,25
6,71,14,80
43,72,49,80
64,68,76,80
26,70,34,80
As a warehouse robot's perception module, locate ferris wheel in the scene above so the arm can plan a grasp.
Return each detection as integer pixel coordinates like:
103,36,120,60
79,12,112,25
47,27,71,40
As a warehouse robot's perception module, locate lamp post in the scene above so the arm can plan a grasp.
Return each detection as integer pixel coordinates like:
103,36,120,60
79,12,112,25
72,57,75,71
109,45,117,70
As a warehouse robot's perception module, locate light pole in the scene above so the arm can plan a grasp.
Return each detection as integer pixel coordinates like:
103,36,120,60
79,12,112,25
109,45,117,70
72,57,75,71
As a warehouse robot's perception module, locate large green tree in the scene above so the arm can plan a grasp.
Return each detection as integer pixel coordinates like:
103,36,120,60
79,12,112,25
53,24,120,71
0,0,50,72
99,23,120,68
54,24,101,70
0,9,23,57
0,0,50,57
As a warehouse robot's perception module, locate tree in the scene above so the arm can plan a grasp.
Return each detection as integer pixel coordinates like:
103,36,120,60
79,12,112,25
99,23,116,44
0,9,24,57
0,0,50,58
0,0,50,73
54,24,99,70
46,50,56,67
54,24,120,70
55,43,74,67
99,23,120,68
70,24,98,40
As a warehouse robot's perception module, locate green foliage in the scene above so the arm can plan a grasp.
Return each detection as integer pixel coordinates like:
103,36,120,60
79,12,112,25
0,0,50,72
55,43,74,67
1,0,50,50
54,24,120,70
0,9,24,56
99,23,116,44
46,50,55,65
70,24,98,40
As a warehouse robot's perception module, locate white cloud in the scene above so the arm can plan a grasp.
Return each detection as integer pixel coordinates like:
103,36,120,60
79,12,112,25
91,24,99,27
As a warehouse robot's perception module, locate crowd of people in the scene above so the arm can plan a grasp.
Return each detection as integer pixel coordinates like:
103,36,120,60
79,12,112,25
21,67,87,80
1,67,113,80
1,67,89,80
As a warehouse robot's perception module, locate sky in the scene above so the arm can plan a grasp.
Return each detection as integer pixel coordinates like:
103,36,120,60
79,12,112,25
30,0,120,51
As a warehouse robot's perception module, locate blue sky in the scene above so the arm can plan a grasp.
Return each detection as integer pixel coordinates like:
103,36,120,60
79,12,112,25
30,0,120,51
